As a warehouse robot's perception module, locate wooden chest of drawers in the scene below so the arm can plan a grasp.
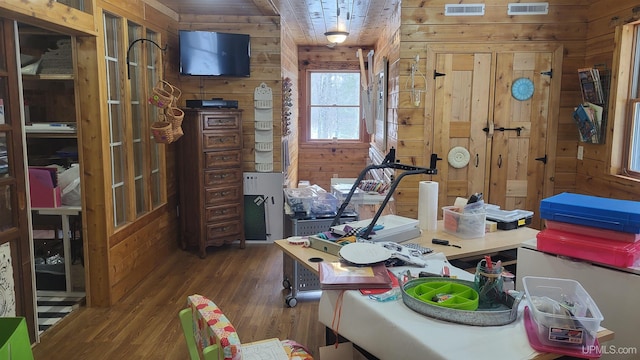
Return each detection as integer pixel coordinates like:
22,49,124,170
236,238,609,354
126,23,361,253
178,109,245,257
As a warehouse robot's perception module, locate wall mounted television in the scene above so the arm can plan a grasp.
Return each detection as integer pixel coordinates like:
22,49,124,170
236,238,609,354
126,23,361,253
179,30,250,77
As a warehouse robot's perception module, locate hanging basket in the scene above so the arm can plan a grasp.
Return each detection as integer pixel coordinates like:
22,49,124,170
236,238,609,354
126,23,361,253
172,125,184,142
165,106,184,128
148,80,175,109
151,120,173,144
170,85,182,107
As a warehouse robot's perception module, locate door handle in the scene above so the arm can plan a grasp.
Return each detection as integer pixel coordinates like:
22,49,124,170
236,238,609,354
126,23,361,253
482,122,495,137
497,154,502,168
475,153,479,168
535,155,547,164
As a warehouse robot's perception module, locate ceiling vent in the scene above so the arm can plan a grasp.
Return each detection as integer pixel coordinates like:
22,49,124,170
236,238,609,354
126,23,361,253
444,4,485,16
507,2,549,15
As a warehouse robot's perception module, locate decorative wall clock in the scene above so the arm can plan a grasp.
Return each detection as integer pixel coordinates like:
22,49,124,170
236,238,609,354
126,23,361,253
511,77,534,101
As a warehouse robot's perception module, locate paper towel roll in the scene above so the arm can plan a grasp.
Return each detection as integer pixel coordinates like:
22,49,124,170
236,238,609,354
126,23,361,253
418,181,439,231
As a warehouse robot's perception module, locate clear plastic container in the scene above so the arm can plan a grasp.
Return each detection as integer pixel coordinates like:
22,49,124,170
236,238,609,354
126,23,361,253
311,192,339,216
522,276,603,348
284,187,317,215
442,206,486,239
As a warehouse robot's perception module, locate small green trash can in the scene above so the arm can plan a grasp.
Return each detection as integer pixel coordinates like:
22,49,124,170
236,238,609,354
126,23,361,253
0,317,34,360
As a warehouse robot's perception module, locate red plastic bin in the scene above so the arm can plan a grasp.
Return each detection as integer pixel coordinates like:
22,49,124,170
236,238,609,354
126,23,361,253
545,220,640,243
536,229,640,268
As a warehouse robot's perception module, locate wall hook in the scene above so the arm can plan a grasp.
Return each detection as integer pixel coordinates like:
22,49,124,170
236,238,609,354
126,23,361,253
126,38,167,79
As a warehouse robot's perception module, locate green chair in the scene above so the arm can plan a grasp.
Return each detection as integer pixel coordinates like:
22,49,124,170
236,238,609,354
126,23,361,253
179,294,314,360
178,307,220,360
0,317,34,360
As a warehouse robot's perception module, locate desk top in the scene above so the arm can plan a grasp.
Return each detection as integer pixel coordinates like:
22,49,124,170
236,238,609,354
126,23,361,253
275,220,539,275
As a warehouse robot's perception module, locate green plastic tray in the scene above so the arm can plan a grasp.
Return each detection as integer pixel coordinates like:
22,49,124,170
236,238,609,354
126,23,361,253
406,281,479,311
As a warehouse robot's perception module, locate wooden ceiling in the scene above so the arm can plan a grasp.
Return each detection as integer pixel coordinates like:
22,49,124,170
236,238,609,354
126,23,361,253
154,0,398,46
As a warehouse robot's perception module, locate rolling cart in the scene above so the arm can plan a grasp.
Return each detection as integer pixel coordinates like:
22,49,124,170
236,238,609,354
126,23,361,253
282,213,357,307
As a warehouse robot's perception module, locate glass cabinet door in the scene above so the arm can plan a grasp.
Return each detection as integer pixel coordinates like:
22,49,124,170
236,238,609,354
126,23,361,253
0,17,34,341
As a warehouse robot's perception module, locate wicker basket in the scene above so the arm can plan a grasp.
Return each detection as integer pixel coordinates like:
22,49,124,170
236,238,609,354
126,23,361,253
172,125,184,142
148,80,175,109
165,107,184,128
151,121,173,144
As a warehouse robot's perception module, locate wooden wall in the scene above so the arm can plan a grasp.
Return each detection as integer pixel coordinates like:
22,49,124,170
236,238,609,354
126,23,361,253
296,46,372,191
280,16,298,187
390,0,593,218
88,0,181,306
176,14,283,173
576,1,640,201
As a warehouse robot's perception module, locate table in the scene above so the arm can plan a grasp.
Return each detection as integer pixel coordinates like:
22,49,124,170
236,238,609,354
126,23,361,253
318,262,614,360
274,220,540,277
32,206,81,295
274,222,614,359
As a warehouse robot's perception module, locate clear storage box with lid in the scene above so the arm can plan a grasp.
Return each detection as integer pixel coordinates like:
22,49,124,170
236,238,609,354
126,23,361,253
442,206,486,239
522,276,603,348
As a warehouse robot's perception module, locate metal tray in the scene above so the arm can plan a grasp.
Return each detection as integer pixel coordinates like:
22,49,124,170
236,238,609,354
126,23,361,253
401,277,523,326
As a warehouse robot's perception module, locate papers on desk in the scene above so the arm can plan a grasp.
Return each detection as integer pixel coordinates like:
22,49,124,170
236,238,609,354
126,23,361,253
240,338,288,360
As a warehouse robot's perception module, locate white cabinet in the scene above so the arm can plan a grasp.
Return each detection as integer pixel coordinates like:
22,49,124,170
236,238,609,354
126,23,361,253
517,244,640,359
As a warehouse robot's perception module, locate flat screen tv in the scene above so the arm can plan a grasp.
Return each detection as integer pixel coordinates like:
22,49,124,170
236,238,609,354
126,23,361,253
179,30,250,77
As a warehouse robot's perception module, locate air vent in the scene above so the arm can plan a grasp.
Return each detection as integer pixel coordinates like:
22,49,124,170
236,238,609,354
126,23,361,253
508,2,549,15
444,4,485,16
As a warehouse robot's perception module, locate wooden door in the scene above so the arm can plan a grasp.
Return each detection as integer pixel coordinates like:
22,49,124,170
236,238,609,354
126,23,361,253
431,45,560,229
433,52,492,207
489,52,554,229
0,18,35,341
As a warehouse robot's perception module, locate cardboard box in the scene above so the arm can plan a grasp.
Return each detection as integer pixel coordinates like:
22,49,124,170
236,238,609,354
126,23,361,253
29,167,61,208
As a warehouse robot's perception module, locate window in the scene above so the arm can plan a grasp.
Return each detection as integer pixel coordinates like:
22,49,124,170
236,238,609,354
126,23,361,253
104,13,165,227
103,13,127,226
628,24,640,174
307,71,362,141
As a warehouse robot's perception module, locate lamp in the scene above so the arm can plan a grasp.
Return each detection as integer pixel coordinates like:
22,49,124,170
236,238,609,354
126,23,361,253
325,31,349,44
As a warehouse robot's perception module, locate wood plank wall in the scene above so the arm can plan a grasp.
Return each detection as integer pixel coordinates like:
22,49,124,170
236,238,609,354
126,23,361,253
296,46,372,191
390,0,593,218
93,0,182,306
177,14,283,173
280,17,298,187
576,0,640,201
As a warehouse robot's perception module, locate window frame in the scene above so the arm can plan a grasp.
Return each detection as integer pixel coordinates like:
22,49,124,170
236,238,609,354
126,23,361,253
300,67,368,144
102,11,166,229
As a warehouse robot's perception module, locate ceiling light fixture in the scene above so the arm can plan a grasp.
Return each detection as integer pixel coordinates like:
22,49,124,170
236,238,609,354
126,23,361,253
325,31,349,44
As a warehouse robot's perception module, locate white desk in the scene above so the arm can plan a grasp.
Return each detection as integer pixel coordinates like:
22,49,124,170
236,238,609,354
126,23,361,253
317,253,614,360
32,206,81,294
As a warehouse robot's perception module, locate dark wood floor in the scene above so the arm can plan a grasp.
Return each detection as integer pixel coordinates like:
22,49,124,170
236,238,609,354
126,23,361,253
32,243,325,359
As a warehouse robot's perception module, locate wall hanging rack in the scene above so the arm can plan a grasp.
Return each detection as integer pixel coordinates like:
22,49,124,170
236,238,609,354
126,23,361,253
126,38,167,79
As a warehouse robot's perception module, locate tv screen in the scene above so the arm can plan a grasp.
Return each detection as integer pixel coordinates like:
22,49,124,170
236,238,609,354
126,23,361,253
179,30,250,77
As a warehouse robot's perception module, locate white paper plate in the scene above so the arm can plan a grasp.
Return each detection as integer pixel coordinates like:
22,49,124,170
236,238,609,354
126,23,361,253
339,242,392,265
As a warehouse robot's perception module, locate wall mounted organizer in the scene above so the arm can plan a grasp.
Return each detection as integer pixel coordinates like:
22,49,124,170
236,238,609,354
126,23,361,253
254,83,274,172
282,77,293,136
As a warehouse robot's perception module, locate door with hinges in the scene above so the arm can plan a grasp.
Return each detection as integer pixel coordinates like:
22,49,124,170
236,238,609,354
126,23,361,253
429,44,562,229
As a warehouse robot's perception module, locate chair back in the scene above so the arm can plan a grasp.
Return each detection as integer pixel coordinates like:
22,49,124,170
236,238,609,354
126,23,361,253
179,294,242,360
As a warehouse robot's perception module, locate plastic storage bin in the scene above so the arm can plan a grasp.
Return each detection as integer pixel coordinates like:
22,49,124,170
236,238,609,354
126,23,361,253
442,206,486,239
536,229,640,268
540,192,640,233
522,276,603,348
311,192,339,216
284,187,317,215
545,220,640,243
485,205,533,230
